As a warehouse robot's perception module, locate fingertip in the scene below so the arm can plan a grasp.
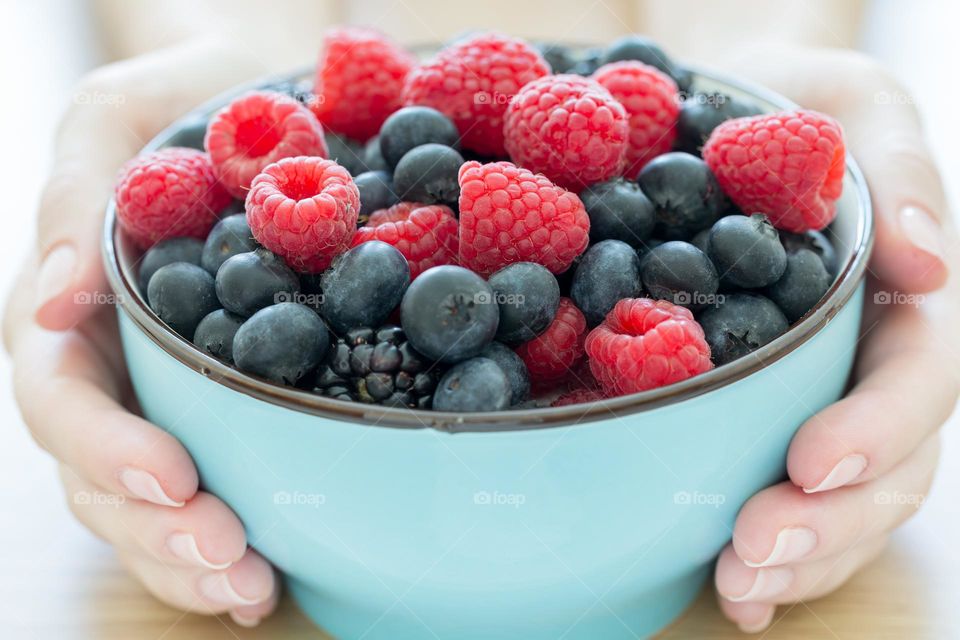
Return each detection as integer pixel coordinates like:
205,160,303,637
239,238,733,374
871,229,949,295
229,575,281,628
717,593,776,634
34,248,111,331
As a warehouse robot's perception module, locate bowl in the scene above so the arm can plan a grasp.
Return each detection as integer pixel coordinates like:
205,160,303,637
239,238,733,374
103,65,873,640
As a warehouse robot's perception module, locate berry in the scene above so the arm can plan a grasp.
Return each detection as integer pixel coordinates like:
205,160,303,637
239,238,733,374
433,357,511,412
535,42,576,73
514,297,587,382
592,61,679,178
320,241,410,334
551,387,604,407
707,214,787,288
165,115,208,150
312,27,415,141
696,293,788,366
193,309,245,363
599,35,688,90
201,214,257,274
702,109,846,232
138,237,204,292
503,74,629,189
637,151,727,239
764,249,832,322
363,135,389,172
205,91,328,198
457,161,590,276
354,170,399,218
379,106,461,169
780,229,838,276
402,32,550,156
392,143,464,206
579,178,655,248
488,262,561,344
146,263,219,340
585,298,712,395
640,241,719,309
400,265,499,363
215,248,300,317
115,148,230,249
676,92,764,155
324,131,368,175
570,240,643,326
314,325,440,408
233,302,330,385
690,228,711,254
569,48,603,76
245,156,359,273
480,342,531,404
351,202,458,280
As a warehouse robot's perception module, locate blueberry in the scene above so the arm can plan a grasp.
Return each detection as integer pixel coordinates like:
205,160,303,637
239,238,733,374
569,47,603,76
488,262,560,344
363,135,389,172
320,241,410,334
708,214,787,288
571,240,643,326
354,170,399,217
233,303,329,385
400,265,499,363
677,92,764,155
690,228,711,254
579,178,655,247
640,241,719,309
480,342,531,404
600,35,687,89
432,357,511,412
193,309,245,363
201,214,257,274
392,143,463,206
764,249,832,322
165,115,207,150
535,42,576,73
324,131,367,175
379,106,460,169
637,152,726,239
147,262,219,340
697,293,788,366
215,249,300,317
138,237,204,292
780,230,838,277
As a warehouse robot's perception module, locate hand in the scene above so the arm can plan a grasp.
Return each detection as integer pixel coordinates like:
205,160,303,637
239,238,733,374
713,47,959,633
3,37,282,628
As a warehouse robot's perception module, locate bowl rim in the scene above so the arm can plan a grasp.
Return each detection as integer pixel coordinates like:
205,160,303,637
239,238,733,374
102,63,874,434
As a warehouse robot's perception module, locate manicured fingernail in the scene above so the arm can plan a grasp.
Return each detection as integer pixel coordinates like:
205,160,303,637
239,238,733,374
229,611,263,628
899,206,945,261
745,527,818,567
118,467,184,507
738,606,776,633
167,533,232,570
36,244,76,310
726,566,794,602
803,454,868,493
200,572,263,607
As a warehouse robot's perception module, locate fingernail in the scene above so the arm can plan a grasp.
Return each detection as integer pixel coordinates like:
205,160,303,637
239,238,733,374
726,566,794,602
899,206,945,261
36,244,77,310
118,467,184,507
167,533,232,570
199,572,263,607
803,454,868,493
738,605,776,633
229,611,263,628
745,527,818,567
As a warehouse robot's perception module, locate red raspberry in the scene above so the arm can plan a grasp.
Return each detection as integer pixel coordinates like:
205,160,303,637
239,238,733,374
245,156,359,273
402,32,549,156
457,161,590,276
115,148,231,249
592,61,679,178
702,109,845,232
503,74,630,189
205,91,328,198
351,202,459,279
585,298,712,397
551,387,604,407
312,27,416,142
515,298,587,383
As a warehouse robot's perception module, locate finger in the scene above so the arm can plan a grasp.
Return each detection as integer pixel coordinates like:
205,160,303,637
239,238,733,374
732,435,938,567
229,585,282,628
716,597,776,635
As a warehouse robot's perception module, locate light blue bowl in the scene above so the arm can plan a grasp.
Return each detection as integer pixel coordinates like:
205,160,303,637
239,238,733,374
104,67,873,639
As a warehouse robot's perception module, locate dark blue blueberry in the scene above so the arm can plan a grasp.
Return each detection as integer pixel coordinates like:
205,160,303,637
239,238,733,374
571,240,643,326
677,92,764,155
637,152,727,240
355,170,399,217
696,293,788,366
193,309,245,363
479,342,530,405
320,241,410,334
139,237,203,292
579,178,655,247
379,106,460,169
600,35,688,89
215,249,300,317
690,228,711,254
363,135,389,172
535,42,576,73
147,262,219,340
780,229,838,277
764,249,832,322
488,262,560,344
432,357,511,412
165,115,207,150
233,303,329,385
641,241,719,309
400,265,499,363
569,47,603,76
201,214,257,274
708,214,787,288
392,143,463,206
324,131,368,176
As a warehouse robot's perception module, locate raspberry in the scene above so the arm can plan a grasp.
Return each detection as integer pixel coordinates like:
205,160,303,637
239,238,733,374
592,61,679,178
701,109,845,232
551,387,604,407
351,202,459,279
245,156,359,273
584,298,712,396
115,148,230,249
402,32,549,156
457,161,590,276
503,74,629,189
312,27,416,142
205,91,328,198
515,298,587,383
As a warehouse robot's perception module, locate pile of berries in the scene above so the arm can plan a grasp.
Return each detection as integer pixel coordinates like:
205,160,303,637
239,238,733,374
116,30,845,412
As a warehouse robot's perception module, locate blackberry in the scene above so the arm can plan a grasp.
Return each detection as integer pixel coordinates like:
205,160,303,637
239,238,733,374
313,325,441,408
